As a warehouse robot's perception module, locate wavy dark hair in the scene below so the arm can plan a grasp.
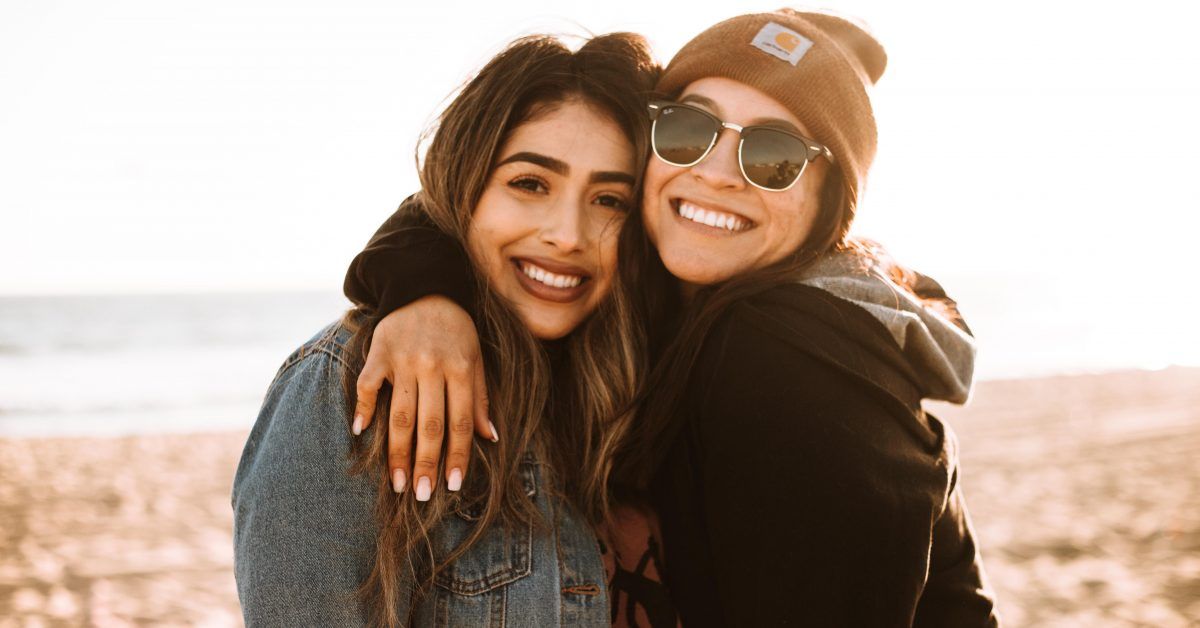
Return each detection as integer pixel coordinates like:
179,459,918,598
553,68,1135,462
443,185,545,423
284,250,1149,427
338,33,659,627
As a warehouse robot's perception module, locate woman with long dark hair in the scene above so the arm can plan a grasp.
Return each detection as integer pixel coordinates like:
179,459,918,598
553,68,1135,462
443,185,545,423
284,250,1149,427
232,32,674,626
341,9,1000,626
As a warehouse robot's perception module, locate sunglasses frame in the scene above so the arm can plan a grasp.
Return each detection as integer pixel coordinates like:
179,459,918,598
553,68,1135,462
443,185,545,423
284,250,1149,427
648,100,834,192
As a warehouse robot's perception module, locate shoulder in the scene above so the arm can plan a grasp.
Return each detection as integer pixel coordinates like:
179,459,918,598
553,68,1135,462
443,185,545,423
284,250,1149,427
233,318,379,626
698,283,919,411
714,283,903,376
690,283,945,469
235,318,364,500
270,318,357,384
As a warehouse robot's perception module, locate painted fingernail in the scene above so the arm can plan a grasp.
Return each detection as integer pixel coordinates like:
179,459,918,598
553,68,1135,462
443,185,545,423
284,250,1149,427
392,469,406,493
416,477,432,502
352,414,364,436
488,421,499,443
447,468,463,491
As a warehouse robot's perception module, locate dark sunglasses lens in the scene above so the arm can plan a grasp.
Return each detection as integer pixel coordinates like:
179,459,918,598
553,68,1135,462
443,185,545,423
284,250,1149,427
654,106,717,166
741,128,809,190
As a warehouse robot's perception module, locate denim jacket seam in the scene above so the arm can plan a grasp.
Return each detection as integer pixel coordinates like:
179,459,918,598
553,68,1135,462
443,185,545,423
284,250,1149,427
271,325,353,383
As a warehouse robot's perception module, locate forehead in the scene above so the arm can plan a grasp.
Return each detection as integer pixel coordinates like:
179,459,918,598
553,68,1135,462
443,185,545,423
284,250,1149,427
679,77,813,136
498,100,635,172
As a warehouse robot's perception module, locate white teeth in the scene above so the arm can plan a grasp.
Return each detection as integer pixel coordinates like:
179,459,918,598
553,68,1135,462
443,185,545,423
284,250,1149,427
521,261,583,289
676,201,748,232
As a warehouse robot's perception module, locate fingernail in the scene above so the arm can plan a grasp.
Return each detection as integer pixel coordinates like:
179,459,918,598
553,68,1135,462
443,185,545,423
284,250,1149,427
392,469,406,493
416,477,432,502
447,468,462,491
488,421,499,443
352,414,364,436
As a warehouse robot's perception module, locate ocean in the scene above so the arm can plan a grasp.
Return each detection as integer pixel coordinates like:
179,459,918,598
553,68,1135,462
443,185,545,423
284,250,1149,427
0,292,350,438
1,284,1195,438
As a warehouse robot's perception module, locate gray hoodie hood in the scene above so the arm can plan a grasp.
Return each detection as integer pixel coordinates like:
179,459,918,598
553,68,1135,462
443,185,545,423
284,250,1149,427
795,249,976,404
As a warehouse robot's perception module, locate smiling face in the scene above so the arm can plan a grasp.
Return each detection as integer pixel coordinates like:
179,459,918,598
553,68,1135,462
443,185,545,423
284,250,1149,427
641,77,830,288
468,99,635,340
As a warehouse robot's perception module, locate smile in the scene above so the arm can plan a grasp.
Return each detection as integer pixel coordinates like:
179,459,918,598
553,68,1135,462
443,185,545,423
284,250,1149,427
673,200,754,232
519,260,584,288
511,258,592,304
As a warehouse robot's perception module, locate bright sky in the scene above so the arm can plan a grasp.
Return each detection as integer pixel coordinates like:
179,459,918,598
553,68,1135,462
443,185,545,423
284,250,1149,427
2,0,1198,299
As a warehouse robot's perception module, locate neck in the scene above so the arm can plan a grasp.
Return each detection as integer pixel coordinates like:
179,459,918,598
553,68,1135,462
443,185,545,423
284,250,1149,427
679,281,701,303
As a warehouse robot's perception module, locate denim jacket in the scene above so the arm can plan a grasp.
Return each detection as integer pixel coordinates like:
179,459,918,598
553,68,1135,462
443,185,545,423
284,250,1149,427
232,322,611,627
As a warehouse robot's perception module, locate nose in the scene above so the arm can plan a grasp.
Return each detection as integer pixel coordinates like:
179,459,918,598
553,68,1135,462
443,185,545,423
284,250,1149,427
539,194,589,253
690,128,745,191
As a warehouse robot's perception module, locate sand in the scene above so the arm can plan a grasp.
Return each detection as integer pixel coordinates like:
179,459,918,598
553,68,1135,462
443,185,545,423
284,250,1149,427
2,367,1198,626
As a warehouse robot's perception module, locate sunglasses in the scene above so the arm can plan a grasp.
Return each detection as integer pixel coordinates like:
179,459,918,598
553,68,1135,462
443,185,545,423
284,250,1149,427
648,101,834,192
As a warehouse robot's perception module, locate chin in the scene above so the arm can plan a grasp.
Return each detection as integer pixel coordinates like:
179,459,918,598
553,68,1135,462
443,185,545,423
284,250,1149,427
520,311,578,341
659,248,739,287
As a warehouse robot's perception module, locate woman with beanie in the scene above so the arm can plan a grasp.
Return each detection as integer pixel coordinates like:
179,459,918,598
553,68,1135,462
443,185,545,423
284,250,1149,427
342,10,999,626
232,33,677,626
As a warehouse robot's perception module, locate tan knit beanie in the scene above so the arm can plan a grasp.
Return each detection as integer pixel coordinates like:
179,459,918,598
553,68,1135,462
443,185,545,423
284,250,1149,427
657,9,886,220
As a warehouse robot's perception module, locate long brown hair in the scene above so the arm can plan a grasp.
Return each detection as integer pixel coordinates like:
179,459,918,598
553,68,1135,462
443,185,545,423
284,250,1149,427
338,33,658,627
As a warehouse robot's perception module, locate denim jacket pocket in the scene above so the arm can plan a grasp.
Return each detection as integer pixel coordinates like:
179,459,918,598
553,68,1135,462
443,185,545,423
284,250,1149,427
432,460,539,596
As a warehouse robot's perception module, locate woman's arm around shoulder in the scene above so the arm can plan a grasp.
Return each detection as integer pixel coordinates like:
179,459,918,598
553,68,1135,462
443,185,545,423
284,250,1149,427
344,195,477,317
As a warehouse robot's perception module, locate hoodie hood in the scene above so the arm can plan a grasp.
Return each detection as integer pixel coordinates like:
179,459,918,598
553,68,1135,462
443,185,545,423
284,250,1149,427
795,248,976,404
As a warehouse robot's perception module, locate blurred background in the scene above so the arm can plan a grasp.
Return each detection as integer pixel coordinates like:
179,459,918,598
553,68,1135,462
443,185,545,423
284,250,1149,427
1,0,1198,625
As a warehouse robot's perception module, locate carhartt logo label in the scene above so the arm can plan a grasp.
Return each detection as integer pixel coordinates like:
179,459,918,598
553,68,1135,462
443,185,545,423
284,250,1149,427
750,22,813,66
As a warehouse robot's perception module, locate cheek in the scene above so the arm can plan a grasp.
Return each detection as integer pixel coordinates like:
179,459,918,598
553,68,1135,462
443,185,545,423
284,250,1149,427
640,170,669,244
593,217,624,285
770,180,824,252
465,212,513,281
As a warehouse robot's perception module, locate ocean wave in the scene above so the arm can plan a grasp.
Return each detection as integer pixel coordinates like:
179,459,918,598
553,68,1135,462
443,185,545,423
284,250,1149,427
0,394,262,418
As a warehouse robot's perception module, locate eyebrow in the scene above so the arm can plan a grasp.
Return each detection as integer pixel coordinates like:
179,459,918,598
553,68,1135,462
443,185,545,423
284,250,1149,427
496,151,635,186
679,93,806,136
590,171,636,186
680,93,719,111
497,151,567,174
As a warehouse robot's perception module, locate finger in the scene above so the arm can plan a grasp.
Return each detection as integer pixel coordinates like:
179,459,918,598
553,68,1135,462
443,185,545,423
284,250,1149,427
443,361,475,492
412,374,445,502
353,361,387,436
387,376,417,494
473,358,496,442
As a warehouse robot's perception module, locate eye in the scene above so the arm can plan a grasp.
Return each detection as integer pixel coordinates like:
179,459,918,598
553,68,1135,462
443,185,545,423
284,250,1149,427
594,193,631,212
508,176,548,194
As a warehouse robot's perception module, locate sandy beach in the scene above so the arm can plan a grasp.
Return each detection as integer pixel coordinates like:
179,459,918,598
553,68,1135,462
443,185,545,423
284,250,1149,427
2,367,1198,626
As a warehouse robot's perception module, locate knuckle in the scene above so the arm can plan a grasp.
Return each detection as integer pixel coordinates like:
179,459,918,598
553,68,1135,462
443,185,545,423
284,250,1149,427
390,410,414,429
414,455,440,468
446,357,472,377
450,416,473,434
413,352,439,371
421,418,444,438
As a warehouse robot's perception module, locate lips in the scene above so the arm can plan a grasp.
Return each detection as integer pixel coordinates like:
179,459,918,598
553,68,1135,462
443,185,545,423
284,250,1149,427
510,257,592,303
670,198,755,233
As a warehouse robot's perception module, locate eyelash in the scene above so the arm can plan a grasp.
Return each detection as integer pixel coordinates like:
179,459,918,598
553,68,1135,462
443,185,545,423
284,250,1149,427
595,193,631,212
507,176,630,211
508,176,548,194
